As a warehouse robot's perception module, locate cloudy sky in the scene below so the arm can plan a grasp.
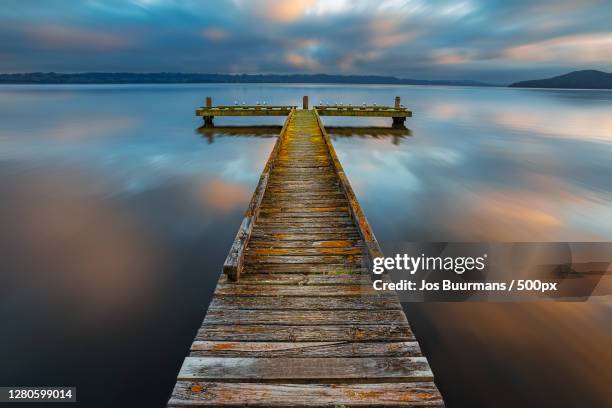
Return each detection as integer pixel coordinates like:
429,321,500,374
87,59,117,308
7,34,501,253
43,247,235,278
1,0,611,83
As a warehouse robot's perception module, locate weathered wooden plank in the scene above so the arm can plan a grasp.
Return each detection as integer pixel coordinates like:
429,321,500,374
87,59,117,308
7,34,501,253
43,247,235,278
267,178,336,184
243,263,365,273
218,273,369,285
250,232,362,241
189,341,423,358
196,106,295,117
276,161,333,168
263,191,346,198
260,202,349,209
214,284,378,297
268,185,340,193
274,160,332,165
244,255,362,264
257,217,353,224
169,381,443,407
271,167,335,174
196,324,413,342
259,202,348,209
245,247,363,256
275,153,328,157
261,199,345,205
252,226,359,234
316,106,412,117
278,151,329,155
209,295,401,310
259,205,348,212
276,156,330,160
256,216,352,222
247,239,363,248
267,181,340,188
203,309,407,325
257,211,350,218
255,220,355,228
269,176,337,182
269,175,337,182
178,356,432,382
265,187,340,194
222,216,252,282
276,153,330,158
260,199,348,207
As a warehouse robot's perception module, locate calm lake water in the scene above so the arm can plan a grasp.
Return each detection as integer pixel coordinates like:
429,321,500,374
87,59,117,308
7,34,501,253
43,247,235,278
1,84,611,407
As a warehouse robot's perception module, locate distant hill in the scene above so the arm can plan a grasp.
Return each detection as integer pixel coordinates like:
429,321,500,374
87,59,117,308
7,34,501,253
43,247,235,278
0,72,491,87
509,70,612,89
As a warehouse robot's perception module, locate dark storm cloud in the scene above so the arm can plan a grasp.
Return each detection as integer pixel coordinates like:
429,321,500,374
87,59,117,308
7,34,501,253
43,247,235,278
0,0,611,83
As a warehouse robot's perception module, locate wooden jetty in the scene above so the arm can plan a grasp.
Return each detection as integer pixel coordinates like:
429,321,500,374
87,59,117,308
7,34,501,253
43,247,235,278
168,97,443,407
196,95,411,126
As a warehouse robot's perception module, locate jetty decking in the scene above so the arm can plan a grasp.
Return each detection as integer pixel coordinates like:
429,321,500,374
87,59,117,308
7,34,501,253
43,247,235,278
196,95,411,126
168,102,443,407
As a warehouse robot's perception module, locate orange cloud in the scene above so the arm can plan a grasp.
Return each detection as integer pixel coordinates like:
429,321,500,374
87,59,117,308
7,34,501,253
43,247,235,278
25,24,132,50
501,33,612,63
436,54,465,64
430,48,478,65
369,16,417,48
202,28,228,41
236,0,316,23
284,52,320,70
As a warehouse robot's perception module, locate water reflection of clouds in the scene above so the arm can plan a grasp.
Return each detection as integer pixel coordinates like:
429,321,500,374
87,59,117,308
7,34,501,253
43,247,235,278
1,168,169,320
414,302,612,407
428,102,466,121
220,141,274,183
196,179,251,213
334,88,612,241
426,93,612,143
1,115,273,202
354,151,611,241
494,110,612,143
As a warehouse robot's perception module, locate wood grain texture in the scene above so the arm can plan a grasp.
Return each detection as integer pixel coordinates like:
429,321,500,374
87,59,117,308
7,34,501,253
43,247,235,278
246,239,363,248
218,273,370,285
178,356,433,382
214,284,380,297
169,382,443,407
242,263,366,273
195,324,413,342
250,232,363,241
209,295,402,310
190,341,423,358
203,309,408,325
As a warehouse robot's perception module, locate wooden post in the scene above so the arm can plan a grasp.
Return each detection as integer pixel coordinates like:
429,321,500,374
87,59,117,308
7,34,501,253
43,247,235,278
206,96,212,108
303,95,309,110
395,96,401,108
